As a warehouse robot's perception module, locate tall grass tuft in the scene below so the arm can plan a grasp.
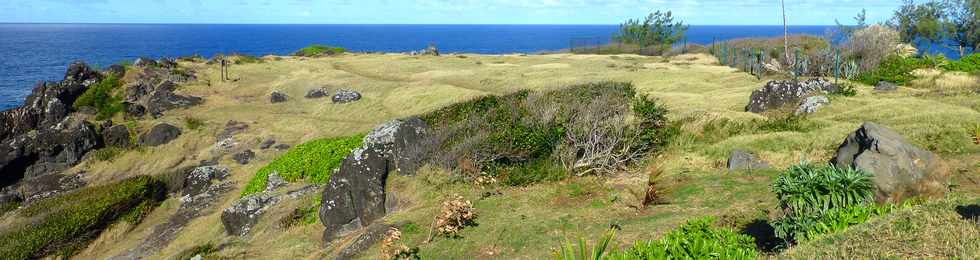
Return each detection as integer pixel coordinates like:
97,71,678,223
554,228,616,260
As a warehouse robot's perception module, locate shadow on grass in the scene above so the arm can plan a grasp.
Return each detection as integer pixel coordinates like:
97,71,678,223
740,219,783,253
956,204,980,221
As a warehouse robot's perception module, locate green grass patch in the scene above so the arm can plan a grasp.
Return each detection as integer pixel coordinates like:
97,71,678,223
92,147,125,162
292,44,347,57
183,116,205,131
241,135,363,197
0,176,166,259
607,217,757,259
73,75,123,120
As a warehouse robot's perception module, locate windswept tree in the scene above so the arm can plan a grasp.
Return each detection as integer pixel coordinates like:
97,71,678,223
889,0,949,51
946,0,979,56
613,11,688,51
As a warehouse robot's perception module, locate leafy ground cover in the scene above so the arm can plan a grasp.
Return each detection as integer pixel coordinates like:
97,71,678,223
241,135,363,196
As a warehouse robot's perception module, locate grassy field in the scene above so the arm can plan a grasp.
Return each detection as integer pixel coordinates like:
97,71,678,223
42,52,980,259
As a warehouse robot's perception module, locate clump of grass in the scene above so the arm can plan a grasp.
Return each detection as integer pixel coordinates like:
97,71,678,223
607,217,757,259
292,44,347,57
278,196,322,229
183,116,205,131
231,54,263,65
73,75,123,120
241,135,363,197
972,123,980,145
770,162,879,244
93,147,125,162
0,201,20,216
0,176,166,259
174,243,218,260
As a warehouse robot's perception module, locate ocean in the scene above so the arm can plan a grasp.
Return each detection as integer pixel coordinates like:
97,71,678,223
0,24,843,110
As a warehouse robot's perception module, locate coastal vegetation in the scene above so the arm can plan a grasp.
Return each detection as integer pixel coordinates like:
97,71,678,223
241,135,363,196
612,11,689,55
292,44,347,57
73,75,123,120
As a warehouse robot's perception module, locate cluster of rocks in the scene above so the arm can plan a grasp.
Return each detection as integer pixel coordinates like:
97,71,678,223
320,117,428,244
123,58,202,118
408,44,440,56
273,88,363,104
745,78,840,114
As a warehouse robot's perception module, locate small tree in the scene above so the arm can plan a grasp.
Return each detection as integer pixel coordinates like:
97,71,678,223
889,0,948,52
946,0,979,56
613,11,688,52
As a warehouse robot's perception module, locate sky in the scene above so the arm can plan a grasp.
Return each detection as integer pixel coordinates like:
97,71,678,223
0,0,905,25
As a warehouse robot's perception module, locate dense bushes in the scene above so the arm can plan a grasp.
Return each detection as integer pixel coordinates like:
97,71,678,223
855,55,931,85
73,75,123,120
941,53,980,73
843,25,902,72
606,217,757,259
0,176,166,259
770,162,879,243
241,135,363,196
292,44,347,57
420,82,671,186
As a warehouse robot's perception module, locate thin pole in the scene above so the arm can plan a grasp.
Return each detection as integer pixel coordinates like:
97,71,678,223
781,0,790,63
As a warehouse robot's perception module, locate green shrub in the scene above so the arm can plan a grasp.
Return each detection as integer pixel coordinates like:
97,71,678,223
554,228,616,260
0,176,165,259
241,135,363,197
833,82,858,97
770,162,876,243
73,75,123,120
855,55,931,85
420,82,671,185
232,54,263,64
607,217,757,259
292,44,347,57
183,116,205,131
941,53,980,73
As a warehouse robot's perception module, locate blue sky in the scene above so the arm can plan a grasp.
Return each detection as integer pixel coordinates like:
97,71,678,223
1,0,903,25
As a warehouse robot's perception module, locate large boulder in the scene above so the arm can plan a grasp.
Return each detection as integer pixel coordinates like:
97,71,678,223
320,118,428,244
144,81,203,117
103,124,132,147
139,123,182,146
221,193,280,236
17,117,100,179
727,149,770,171
874,81,898,92
745,78,839,113
830,122,947,203
16,174,85,203
332,89,362,104
270,91,288,103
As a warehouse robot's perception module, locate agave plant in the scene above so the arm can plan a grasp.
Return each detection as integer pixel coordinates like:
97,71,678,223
554,228,616,260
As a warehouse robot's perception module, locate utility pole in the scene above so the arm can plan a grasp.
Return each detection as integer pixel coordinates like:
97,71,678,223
781,0,790,63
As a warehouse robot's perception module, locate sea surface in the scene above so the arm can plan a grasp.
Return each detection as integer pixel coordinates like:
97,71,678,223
0,24,849,110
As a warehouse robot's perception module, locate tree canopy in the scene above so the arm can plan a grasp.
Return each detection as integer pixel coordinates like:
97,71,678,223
613,11,688,48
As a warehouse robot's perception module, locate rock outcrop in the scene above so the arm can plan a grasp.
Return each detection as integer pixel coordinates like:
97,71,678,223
874,81,898,92
745,78,839,113
727,149,770,171
103,124,132,147
139,123,182,147
830,122,947,203
320,118,428,244
305,88,329,99
270,91,288,103
332,89,362,104
221,193,280,236
233,150,255,165
123,61,201,118
795,95,830,115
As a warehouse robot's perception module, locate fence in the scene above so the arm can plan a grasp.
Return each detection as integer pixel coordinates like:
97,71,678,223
709,43,861,81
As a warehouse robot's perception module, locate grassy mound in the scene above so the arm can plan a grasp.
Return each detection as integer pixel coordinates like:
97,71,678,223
783,198,980,258
242,135,363,196
607,217,758,259
420,82,671,186
0,176,166,259
292,44,347,57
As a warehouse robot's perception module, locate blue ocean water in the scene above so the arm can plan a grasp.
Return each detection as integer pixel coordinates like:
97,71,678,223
0,24,842,110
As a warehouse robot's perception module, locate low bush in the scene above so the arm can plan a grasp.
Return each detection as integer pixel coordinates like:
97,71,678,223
842,25,902,72
232,54,263,64
0,176,166,259
432,195,477,238
607,217,757,259
241,135,362,196
73,75,123,120
855,55,931,85
770,162,877,243
183,116,205,131
941,53,980,73
420,82,671,185
292,44,347,57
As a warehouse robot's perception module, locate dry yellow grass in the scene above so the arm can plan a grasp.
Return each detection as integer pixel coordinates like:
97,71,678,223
51,52,980,259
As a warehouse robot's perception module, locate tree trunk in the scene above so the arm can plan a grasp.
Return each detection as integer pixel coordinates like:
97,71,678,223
782,0,790,63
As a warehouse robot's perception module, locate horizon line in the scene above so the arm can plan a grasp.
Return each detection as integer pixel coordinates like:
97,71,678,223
0,22,849,27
